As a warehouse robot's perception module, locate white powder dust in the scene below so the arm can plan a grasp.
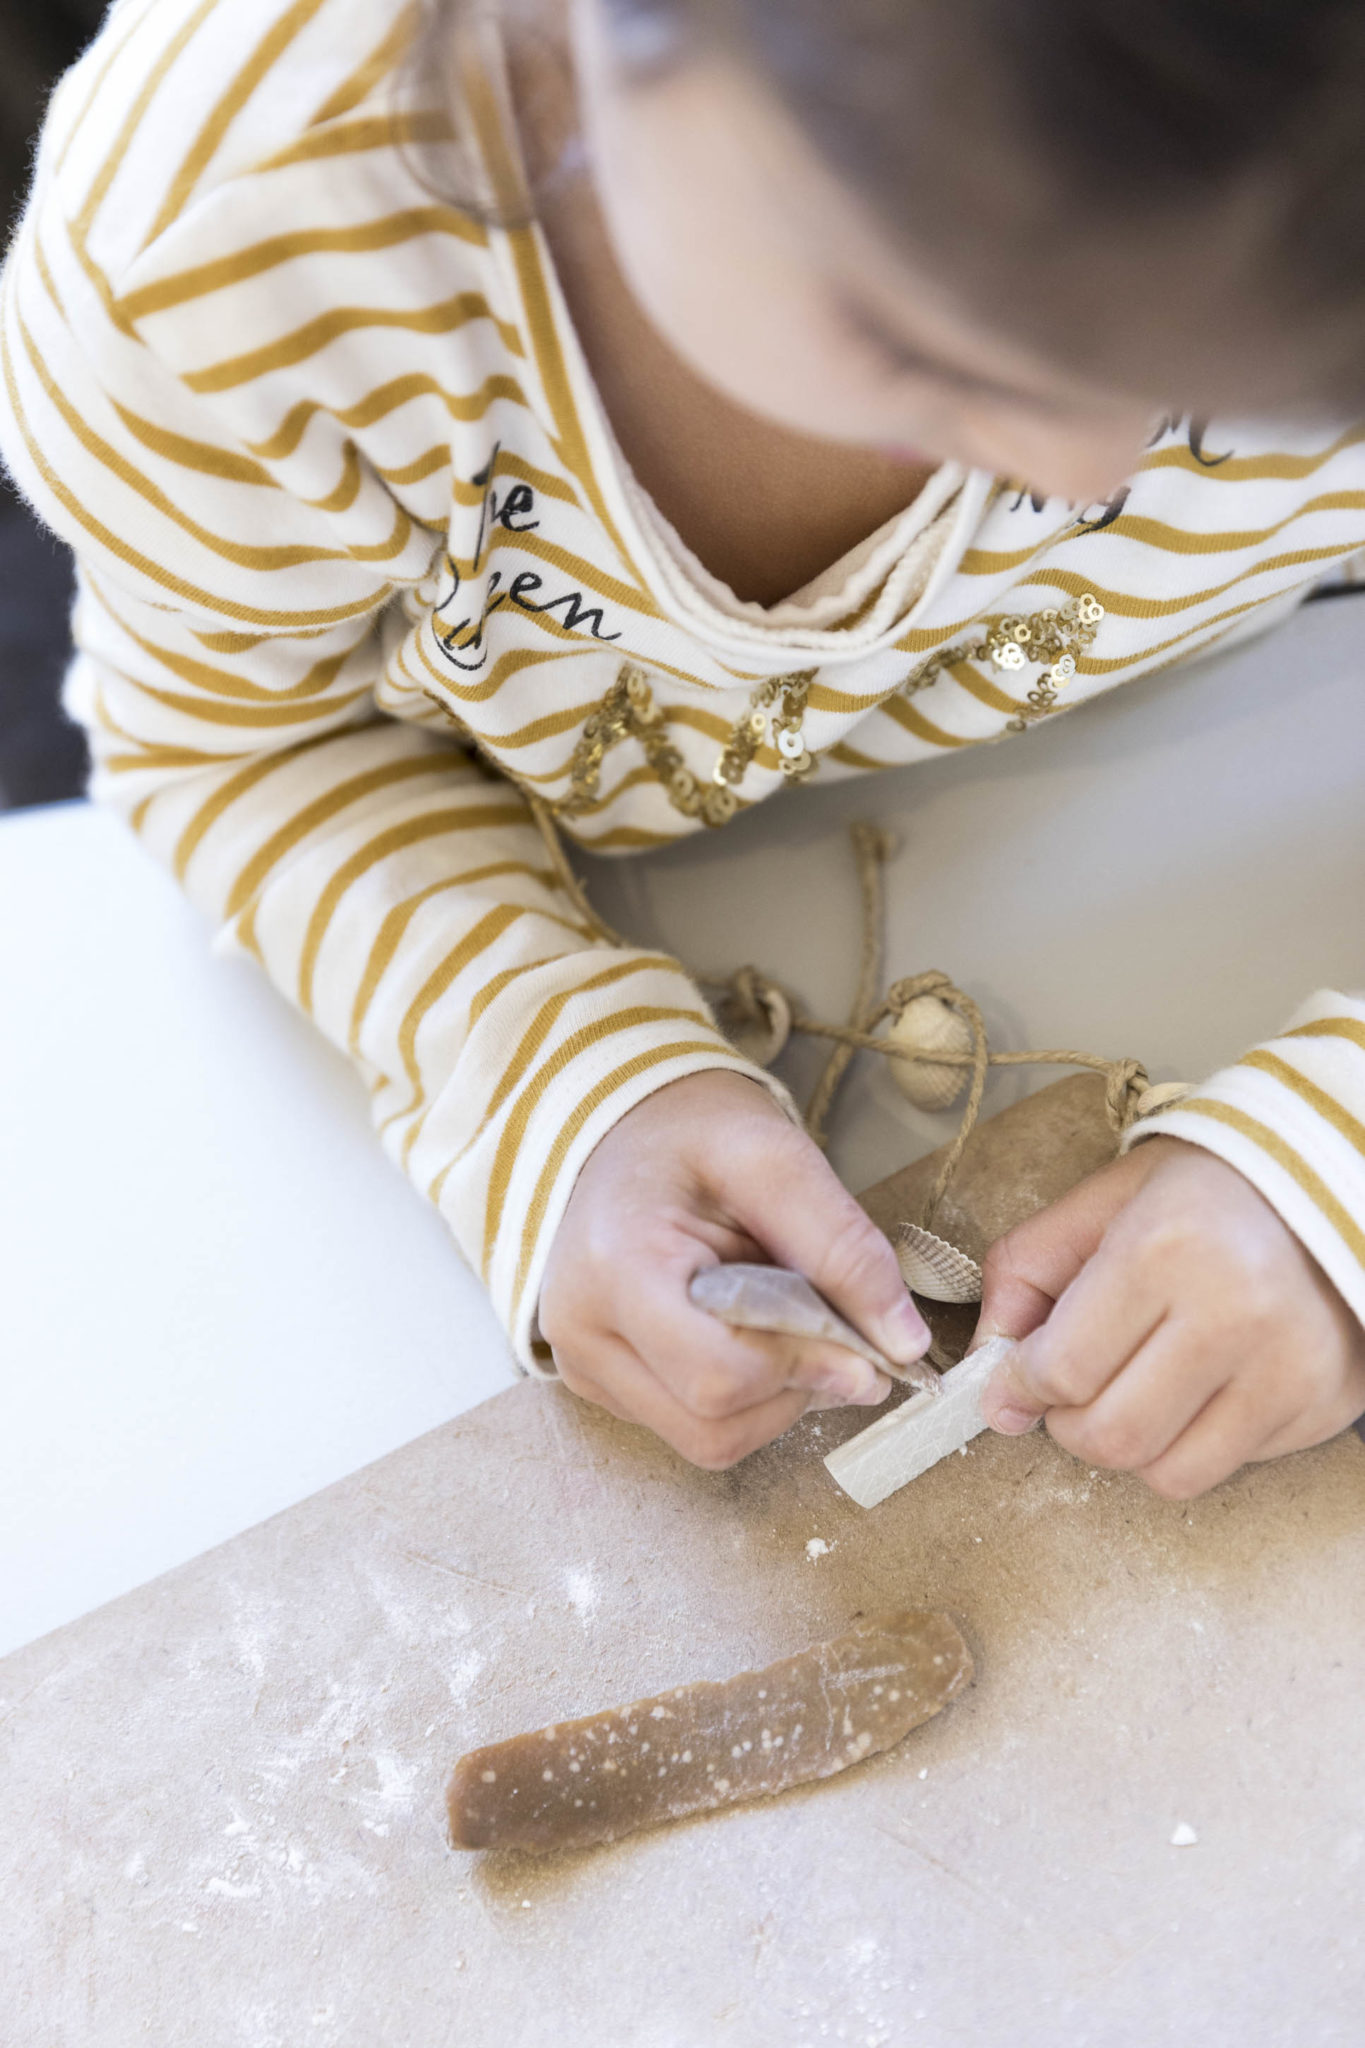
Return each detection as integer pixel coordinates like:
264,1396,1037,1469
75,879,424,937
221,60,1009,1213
565,1566,600,1621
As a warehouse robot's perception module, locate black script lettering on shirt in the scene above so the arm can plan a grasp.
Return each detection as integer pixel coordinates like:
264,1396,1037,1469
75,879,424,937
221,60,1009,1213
431,449,620,674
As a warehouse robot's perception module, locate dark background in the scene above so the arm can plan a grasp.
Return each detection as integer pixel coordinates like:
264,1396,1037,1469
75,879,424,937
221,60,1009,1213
0,0,108,811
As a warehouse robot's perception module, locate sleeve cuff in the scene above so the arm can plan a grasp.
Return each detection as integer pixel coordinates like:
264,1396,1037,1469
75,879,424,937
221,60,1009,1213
1122,989,1365,1329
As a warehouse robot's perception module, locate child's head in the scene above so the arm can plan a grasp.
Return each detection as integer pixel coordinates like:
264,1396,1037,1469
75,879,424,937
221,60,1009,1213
446,1,1365,496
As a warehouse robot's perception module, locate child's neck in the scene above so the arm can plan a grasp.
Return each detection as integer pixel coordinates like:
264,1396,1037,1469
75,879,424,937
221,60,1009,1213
510,45,936,610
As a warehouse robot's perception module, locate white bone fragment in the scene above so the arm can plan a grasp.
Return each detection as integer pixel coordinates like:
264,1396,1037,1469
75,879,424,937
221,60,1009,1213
689,1264,940,1394
895,1224,983,1303
824,1336,1018,1508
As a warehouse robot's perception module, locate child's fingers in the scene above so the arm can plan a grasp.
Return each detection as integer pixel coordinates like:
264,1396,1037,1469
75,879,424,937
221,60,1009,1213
1132,1380,1289,1501
974,1153,1154,1347
980,1229,1168,1431
556,1326,817,1469
1039,1318,1231,1473
717,1130,928,1368
610,1249,891,1417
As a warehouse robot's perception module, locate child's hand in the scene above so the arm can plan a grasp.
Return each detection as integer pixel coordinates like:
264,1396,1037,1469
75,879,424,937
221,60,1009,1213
976,1136,1365,1498
539,1071,929,1468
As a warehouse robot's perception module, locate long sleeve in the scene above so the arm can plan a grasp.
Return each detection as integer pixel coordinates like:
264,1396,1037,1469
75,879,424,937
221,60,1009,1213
1124,992,1365,1329
0,169,784,1373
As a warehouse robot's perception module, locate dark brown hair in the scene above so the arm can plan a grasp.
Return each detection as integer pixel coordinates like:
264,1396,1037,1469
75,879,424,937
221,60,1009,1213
422,0,1365,409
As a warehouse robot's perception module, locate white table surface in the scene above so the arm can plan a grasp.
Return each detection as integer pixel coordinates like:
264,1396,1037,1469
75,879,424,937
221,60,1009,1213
2,593,1362,1658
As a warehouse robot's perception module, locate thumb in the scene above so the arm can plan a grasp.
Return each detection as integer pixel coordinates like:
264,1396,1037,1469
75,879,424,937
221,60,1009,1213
972,1153,1148,1350
721,1124,929,1369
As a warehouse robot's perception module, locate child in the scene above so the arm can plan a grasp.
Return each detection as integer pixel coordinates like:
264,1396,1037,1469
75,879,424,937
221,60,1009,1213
4,0,1364,1496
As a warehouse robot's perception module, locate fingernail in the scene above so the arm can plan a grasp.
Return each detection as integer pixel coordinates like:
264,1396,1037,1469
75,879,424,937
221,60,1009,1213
877,1298,931,1366
990,1403,1041,1435
814,1369,876,1407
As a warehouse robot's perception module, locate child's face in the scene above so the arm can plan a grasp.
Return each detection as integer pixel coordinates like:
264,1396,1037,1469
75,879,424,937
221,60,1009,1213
568,3,1199,503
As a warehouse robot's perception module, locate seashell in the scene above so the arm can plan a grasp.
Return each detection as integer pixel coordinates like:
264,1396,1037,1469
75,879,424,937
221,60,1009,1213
715,979,792,1069
1133,1080,1193,1119
689,1264,939,1395
895,1224,983,1304
885,996,972,1112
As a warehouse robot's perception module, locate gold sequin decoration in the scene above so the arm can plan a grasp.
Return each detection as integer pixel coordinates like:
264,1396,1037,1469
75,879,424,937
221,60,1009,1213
557,663,818,830
422,593,1104,835
898,591,1106,731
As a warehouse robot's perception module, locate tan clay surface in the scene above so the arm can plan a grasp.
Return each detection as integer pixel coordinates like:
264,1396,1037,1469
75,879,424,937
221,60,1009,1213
4,1369,1363,2048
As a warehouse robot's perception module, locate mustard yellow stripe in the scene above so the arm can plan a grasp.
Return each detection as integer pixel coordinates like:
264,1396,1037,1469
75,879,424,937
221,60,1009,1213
829,740,894,772
376,445,452,490
17,300,413,573
141,0,332,252
251,108,455,176
1161,1096,1365,1269
110,397,279,488
507,1036,736,1309
224,752,446,919
429,960,683,1206
878,692,974,749
506,221,643,576
392,903,606,1173
306,441,364,515
479,701,598,751
409,626,569,708
806,679,902,717
942,657,1021,717
436,954,684,1197
525,761,664,811
104,743,236,773
172,727,344,878
465,951,609,1036
185,292,511,396
388,902,530,1112
348,859,558,1053
1240,1052,1365,1159
892,609,994,656
484,1008,714,1276
0,296,395,629
457,39,646,581
31,230,69,325
247,370,528,461
55,0,156,176
1017,547,1356,630
1099,490,1365,561
120,206,490,321
297,799,529,1012
194,629,273,653
1285,1018,1365,1058
1140,423,1365,485
306,3,420,125
92,578,356,703
958,540,1064,578
451,452,578,511
129,675,375,730
69,0,220,326
455,525,651,607
662,703,738,747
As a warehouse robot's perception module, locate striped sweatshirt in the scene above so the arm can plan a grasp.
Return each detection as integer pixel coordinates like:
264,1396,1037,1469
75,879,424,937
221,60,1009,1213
4,0,1365,1371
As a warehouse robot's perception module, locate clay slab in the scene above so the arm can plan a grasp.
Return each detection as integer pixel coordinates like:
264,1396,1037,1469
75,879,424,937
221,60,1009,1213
4,1376,1364,2048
